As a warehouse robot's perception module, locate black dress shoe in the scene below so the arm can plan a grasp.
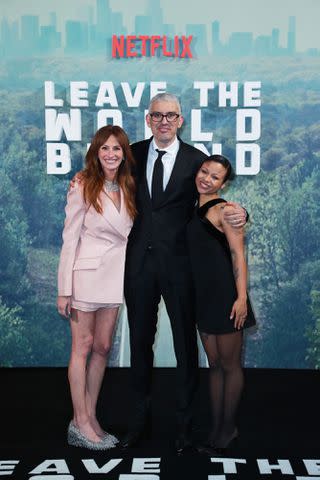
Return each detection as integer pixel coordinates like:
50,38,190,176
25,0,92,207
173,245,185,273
175,433,193,455
120,428,146,449
120,429,143,449
121,398,151,449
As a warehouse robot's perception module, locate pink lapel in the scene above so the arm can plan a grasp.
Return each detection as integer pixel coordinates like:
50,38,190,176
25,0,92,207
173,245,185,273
101,188,132,238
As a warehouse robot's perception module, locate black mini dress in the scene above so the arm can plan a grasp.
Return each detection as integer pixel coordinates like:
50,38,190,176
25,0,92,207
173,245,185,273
187,198,256,334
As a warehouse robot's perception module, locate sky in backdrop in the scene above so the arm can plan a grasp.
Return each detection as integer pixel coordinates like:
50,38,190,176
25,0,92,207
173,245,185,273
1,0,319,52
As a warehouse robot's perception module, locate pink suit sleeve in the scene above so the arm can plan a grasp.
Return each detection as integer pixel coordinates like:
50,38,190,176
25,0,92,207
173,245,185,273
57,180,86,297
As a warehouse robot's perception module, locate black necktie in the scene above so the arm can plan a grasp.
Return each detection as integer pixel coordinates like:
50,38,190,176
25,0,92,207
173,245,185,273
151,149,166,206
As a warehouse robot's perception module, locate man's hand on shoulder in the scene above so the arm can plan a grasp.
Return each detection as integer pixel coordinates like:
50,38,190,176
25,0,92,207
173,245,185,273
69,171,84,191
222,201,248,229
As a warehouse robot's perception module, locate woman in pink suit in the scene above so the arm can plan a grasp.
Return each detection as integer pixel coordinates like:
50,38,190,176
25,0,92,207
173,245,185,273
57,125,136,450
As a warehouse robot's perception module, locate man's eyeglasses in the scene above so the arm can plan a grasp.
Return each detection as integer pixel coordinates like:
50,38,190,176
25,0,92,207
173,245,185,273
149,112,180,123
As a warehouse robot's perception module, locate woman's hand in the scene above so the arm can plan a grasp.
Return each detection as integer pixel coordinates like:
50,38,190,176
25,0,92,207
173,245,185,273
57,296,72,319
230,297,247,330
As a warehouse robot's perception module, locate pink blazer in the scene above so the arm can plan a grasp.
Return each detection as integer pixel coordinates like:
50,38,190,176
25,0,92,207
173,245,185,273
57,179,133,303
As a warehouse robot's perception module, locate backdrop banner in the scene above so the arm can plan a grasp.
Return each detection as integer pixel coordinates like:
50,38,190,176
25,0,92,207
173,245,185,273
0,0,319,368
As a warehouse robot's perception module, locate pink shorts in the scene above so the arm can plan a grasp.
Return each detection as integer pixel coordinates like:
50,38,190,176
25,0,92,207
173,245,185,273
71,299,121,312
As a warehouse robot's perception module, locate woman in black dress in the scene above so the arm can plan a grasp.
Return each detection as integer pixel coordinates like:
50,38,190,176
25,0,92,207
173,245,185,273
187,155,255,450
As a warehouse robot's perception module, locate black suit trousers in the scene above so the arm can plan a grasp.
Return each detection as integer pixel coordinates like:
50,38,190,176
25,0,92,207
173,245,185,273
124,248,199,431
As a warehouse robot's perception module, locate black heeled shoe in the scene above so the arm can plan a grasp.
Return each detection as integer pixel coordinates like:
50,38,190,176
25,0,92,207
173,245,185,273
214,430,239,454
196,442,221,456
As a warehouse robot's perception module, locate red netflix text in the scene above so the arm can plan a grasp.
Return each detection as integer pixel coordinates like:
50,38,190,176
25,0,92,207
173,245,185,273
111,35,193,58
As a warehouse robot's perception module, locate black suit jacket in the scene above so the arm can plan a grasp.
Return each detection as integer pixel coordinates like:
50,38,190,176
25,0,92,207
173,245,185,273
125,137,208,278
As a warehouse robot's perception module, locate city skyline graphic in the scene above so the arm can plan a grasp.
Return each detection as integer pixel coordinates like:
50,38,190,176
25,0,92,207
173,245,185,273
1,0,319,58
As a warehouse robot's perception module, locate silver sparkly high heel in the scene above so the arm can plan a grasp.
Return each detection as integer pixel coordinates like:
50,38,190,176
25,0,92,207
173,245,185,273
102,431,119,446
67,421,115,450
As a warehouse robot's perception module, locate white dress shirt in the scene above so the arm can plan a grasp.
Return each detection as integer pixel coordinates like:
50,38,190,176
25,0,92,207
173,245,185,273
146,137,180,195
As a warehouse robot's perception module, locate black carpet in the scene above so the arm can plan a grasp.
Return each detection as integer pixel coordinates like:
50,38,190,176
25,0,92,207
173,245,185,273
1,368,319,479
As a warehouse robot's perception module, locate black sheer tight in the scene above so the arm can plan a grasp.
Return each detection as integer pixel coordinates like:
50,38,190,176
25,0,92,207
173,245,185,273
200,330,243,448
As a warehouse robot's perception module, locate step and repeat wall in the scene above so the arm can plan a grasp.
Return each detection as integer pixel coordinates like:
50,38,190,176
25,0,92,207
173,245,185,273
0,0,319,368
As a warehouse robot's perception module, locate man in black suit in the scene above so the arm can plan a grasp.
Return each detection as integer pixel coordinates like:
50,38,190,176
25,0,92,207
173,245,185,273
121,93,246,453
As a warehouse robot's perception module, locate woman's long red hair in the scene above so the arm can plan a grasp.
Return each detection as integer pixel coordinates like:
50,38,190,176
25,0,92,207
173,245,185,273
81,125,137,219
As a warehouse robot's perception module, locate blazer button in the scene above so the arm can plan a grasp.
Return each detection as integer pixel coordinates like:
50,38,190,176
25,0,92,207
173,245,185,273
147,245,153,250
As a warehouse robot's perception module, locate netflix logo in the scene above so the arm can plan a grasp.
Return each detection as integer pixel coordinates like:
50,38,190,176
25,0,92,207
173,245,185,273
111,35,193,58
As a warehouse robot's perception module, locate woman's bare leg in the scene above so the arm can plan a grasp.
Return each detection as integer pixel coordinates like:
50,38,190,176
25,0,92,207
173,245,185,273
68,309,101,442
85,306,119,435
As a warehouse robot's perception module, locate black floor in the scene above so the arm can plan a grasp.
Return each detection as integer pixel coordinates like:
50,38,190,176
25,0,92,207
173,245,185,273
1,368,319,479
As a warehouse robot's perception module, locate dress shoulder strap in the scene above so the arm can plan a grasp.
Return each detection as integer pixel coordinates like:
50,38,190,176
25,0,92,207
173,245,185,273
198,198,227,218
